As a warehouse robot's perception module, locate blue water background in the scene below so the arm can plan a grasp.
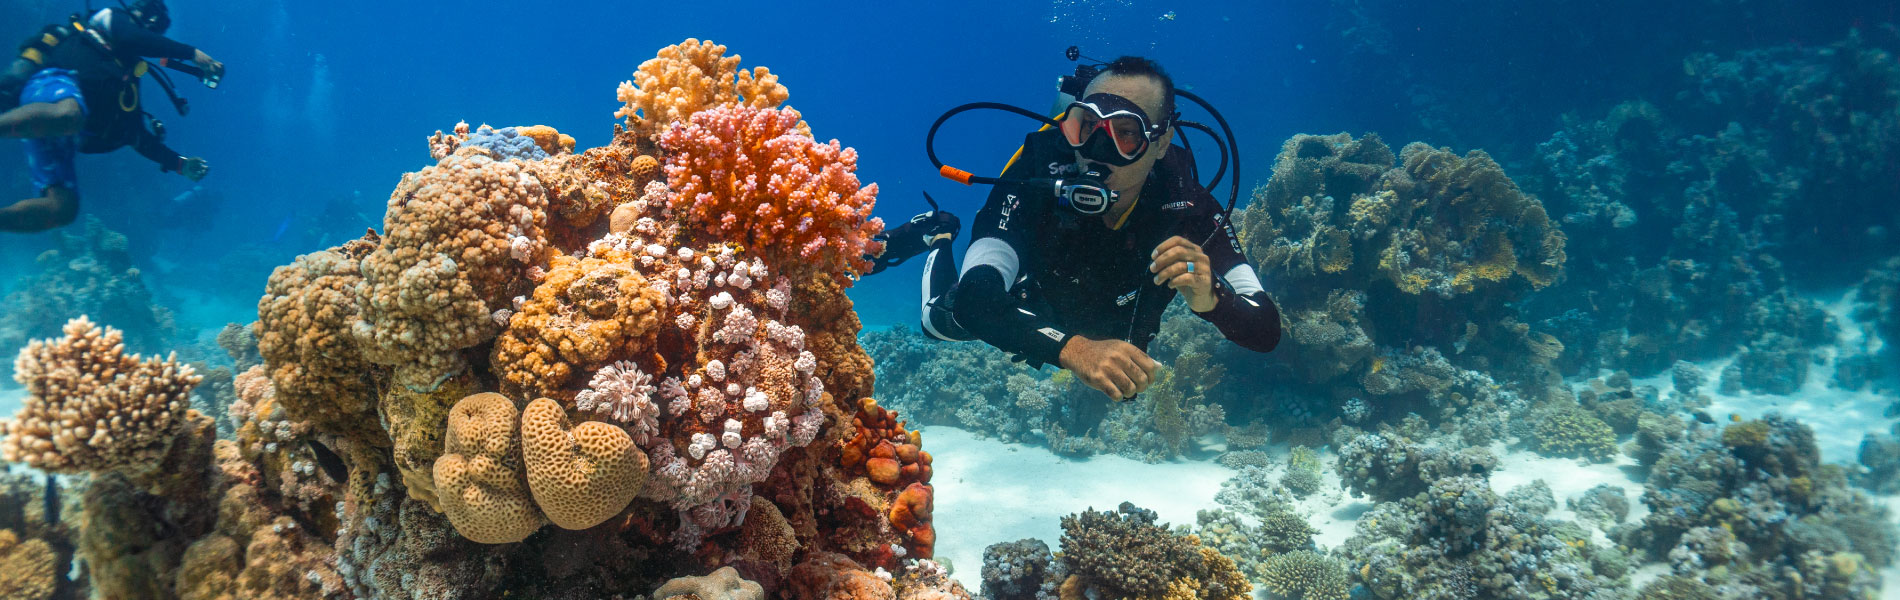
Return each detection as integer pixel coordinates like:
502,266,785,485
0,0,1887,337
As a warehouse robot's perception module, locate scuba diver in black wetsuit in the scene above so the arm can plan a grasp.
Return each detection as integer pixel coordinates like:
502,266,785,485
867,52,1282,401
0,0,224,232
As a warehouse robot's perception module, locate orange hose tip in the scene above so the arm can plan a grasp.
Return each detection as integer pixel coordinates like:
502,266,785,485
939,165,974,185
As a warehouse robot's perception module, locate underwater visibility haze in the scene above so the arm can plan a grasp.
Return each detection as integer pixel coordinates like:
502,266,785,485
0,0,1897,598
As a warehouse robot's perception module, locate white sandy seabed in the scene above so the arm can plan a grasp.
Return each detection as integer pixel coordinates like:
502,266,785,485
929,293,1900,597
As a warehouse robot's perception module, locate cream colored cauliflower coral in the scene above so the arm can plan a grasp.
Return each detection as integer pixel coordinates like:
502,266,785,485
0,316,201,474
614,38,794,142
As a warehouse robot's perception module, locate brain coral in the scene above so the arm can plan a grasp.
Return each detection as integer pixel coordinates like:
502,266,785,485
354,152,548,385
434,392,543,543
520,397,649,530
1,315,201,474
659,104,885,282
492,250,668,399
614,38,792,141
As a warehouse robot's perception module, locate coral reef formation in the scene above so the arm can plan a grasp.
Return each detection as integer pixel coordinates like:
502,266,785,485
1621,415,1895,597
0,38,992,600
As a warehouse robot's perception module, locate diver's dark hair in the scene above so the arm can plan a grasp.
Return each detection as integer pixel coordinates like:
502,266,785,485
1096,56,1176,125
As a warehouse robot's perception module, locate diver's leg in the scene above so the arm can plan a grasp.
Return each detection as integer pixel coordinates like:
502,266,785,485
0,185,78,232
919,239,975,342
0,98,82,139
5,123,81,232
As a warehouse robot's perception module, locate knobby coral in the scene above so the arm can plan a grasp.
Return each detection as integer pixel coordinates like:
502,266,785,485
1,316,201,475
615,38,792,142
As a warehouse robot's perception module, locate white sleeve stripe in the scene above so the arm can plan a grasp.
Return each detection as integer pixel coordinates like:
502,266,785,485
1223,264,1265,296
963,237,1021,292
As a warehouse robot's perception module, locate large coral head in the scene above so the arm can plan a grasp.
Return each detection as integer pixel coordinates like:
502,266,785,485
521,397,649,530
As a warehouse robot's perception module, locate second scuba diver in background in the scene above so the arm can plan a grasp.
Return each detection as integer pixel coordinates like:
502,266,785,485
0,0,223,232
869,53,1282,401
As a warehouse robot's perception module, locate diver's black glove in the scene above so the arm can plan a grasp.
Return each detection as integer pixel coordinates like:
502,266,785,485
865,207,960,276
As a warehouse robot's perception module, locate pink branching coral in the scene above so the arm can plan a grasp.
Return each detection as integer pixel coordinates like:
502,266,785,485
659,104,885,282
0,316,201,473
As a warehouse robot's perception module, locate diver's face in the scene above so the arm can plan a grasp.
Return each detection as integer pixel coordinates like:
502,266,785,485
1078,74,1172,194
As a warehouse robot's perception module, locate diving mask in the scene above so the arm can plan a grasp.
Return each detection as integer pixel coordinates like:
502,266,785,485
1059,93,1169,166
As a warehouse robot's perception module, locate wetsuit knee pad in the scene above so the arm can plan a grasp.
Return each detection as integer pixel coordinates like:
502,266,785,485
18,69,86,192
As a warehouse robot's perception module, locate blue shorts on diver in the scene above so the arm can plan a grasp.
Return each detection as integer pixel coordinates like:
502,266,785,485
17,68,87,192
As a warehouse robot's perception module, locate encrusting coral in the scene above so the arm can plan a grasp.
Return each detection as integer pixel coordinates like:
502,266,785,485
520,397,648,530
255,236,382,444
434,392,543,544
491,251,668,398
1,316,201,476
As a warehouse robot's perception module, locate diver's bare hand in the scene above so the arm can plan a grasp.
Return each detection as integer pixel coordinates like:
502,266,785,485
192,49,223,80
181,157,209,181
1151,236,1216,312
1059,335,1159,401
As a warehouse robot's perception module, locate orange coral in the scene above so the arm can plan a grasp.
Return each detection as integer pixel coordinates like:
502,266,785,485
890,483,935,559
837,397,934,558
659,104,884,283
491,249,667,398
614,38,792,141
839,397,931,487
516,125,576,155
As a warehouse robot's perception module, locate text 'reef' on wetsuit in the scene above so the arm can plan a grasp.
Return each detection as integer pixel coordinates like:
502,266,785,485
921,128,1282,368
13,8,196,183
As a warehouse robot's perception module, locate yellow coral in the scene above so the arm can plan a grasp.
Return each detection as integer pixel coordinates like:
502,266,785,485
614,38,793,141
520,397,648,530
384,373,480,514
516,124,576,155
435,392,544,544
492,250,668,398
0,529,54,600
